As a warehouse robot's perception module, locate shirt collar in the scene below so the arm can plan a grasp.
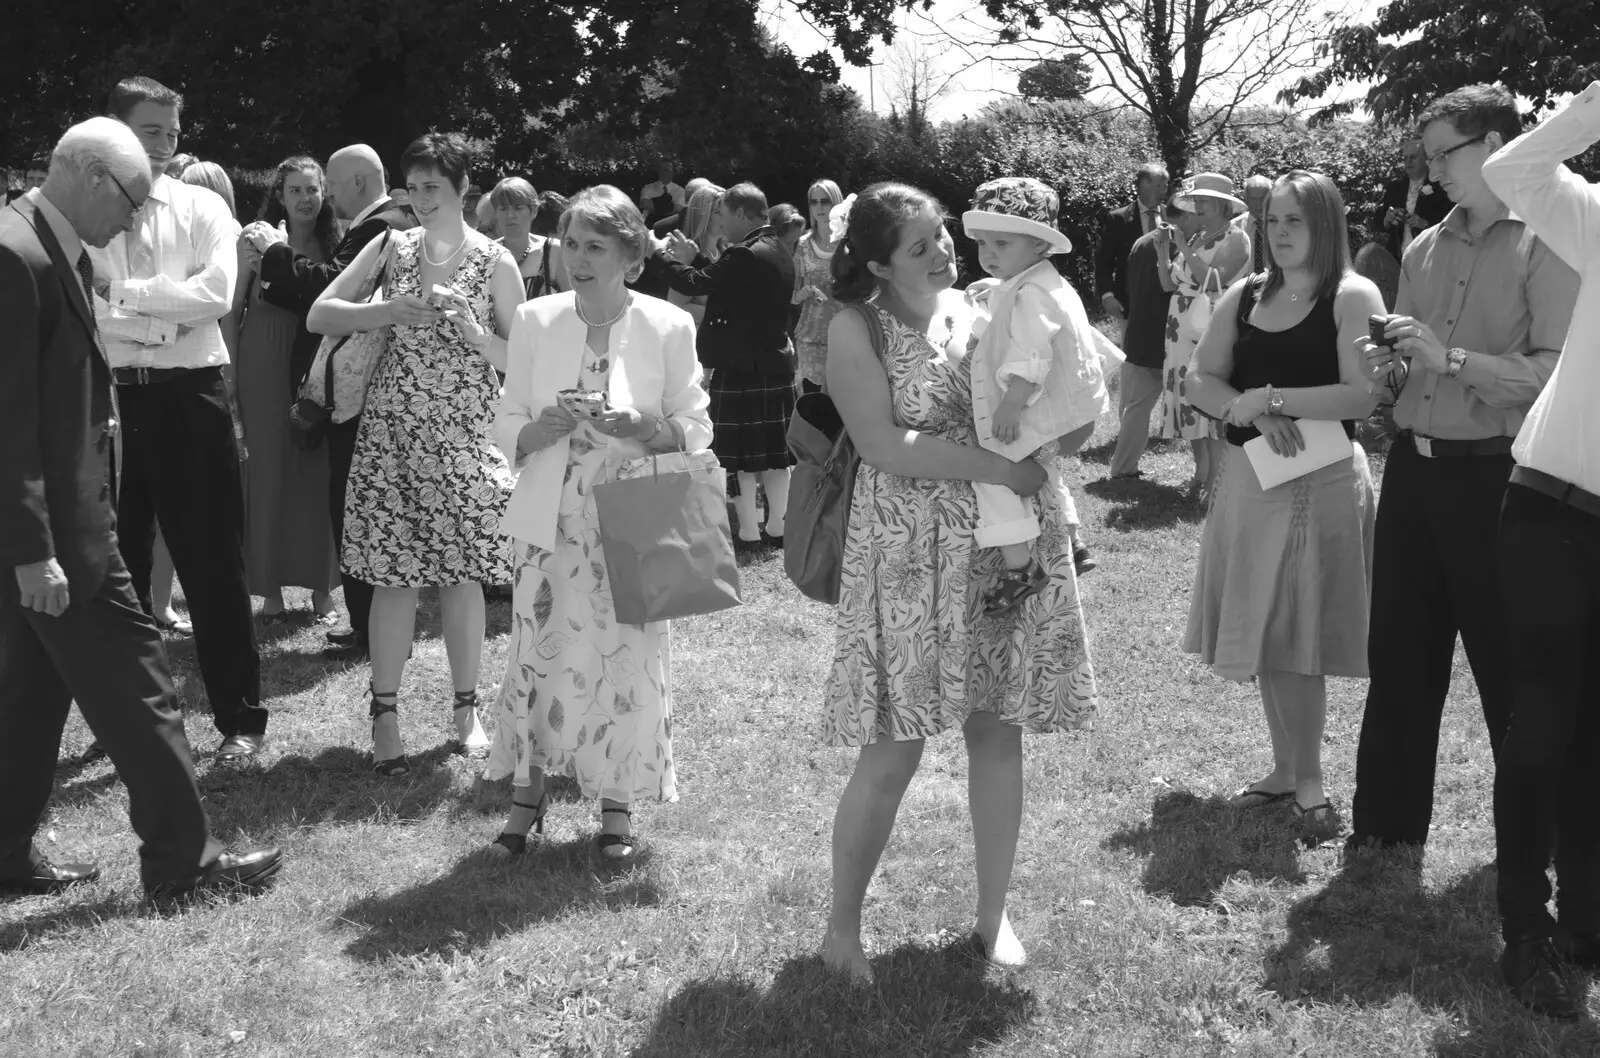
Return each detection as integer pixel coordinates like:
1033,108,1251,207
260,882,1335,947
349,197,388,230
147,173,174,204
1439,197,1522,242
25,187,84,262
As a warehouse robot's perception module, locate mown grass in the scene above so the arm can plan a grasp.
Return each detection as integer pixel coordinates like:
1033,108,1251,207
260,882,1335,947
4,385,1596,1057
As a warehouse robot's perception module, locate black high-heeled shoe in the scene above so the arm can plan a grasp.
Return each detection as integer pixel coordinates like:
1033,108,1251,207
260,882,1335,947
489,790,549,856
448,689,491,760
596,806,635,861
369,689,410,777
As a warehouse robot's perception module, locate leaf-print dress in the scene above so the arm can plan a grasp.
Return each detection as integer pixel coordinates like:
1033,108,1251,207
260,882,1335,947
823,300,1099,745
484,344,676,802
1156,227,1248,441
341,230,516,586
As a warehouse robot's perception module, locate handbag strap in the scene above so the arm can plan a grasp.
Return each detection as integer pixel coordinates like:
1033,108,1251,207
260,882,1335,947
313,229,392,412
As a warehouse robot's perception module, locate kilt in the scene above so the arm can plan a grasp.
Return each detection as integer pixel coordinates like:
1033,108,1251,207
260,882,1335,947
708,366,797,472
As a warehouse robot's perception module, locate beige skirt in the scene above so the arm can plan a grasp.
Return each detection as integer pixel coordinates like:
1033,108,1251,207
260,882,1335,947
1184,441,1376,681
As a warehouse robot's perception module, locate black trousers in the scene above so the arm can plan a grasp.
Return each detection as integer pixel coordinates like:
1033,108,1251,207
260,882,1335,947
327,415,373,639
1495,484,1600,941
1350,443,1515,846
115,367,265,738
0,551,222,889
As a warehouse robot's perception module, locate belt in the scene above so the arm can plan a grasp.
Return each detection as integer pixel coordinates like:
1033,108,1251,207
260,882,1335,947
112,366,215,386
1397,430,1515,459
1509,465,1600,523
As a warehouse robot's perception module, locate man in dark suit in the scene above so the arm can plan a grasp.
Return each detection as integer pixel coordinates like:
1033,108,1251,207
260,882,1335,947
241,143,414,657
1095,163,1168,319
1376,139,1451,257
0,117,280,899
644,181,797,546
1107,202,1189,479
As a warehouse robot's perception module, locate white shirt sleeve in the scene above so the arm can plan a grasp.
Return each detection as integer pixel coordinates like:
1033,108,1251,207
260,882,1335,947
1482,80,1600,274
994,284,1063,403
107,193,240,326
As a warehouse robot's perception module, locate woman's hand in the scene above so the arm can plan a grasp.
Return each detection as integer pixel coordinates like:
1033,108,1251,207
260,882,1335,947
237,233,262,275
1254,414,1305,457
517,405,578,456
592,405,646,440
1004,457,1048,497
803,284,828,304
1225,387,1270,426
440,292,489,347
387,294,445,328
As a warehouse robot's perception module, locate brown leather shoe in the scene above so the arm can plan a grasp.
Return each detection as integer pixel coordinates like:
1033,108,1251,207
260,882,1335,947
0,858,99,895
215,734,265,764
1502,935,1581,1020
148,846,282,903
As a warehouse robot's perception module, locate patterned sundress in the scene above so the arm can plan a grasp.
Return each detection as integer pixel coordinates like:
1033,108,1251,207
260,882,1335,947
823,301,1099,745
1157,227,1249,441
484,344,677,802
341,231,516,586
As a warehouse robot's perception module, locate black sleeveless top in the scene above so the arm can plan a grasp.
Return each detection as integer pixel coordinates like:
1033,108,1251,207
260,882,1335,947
1225,275,1356,446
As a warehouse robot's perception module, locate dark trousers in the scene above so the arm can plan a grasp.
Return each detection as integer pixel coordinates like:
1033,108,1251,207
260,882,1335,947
1495,484,1600,941
327,415,373,639
115,367,264,738
0,551,222,889
1350,443,1515,846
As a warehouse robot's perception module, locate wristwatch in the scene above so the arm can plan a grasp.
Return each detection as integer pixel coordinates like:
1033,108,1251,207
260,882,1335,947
1445,348,1468,379
1266,385,1285,416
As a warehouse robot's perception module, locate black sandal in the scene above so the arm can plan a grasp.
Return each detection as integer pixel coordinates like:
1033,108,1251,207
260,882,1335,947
1073,545,1097,576
1293,800,1343,846
448,690,491,760
489,790,549,857
369,689,410,777
596,807,635,861
1231,786,1293,808
982,559,1048,617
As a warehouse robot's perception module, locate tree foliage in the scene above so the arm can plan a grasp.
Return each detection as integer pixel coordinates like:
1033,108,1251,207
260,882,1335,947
1017,56,1091,101
1284,0,1600,125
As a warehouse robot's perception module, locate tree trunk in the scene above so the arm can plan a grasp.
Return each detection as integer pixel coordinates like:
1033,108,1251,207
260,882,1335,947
1152,105,1191,181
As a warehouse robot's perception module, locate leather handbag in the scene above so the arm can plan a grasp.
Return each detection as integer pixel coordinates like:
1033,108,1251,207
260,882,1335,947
287,344,339,451
783,301,883,604
290,229,396,449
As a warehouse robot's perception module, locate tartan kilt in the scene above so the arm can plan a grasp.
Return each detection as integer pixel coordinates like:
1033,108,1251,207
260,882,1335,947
707,367,797,472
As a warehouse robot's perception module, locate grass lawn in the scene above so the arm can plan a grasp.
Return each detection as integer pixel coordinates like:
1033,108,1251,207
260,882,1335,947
4,387,1596,1058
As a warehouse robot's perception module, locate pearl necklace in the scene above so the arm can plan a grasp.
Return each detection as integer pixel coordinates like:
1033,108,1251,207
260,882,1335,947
576,292,630,328
422,232,468,269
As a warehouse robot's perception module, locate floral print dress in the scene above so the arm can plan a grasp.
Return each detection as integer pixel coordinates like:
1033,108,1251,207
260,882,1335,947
341,231,517,587
1157,226,1248,441
484,344,677,803
823,301,1099,746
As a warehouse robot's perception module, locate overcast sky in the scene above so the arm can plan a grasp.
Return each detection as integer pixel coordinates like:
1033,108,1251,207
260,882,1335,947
759,0,1386,122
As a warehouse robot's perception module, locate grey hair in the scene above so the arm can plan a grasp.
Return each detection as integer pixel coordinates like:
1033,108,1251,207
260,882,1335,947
50,116,147,183
1243,174,1273,194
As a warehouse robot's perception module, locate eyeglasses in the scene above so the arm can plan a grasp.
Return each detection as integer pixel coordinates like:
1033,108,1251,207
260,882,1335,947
1425,132,1489,169
807,197,834,206
105,170,147,220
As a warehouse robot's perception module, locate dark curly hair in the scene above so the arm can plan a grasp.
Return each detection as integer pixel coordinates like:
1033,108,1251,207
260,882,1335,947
400,131,473,194
829,182,946,303
258,154,340,261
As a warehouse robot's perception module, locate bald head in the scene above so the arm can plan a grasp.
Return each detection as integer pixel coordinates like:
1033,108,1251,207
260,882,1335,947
43,117,153,248
325,143,385,222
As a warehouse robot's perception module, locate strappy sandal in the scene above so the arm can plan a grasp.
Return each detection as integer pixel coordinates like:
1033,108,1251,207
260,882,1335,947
369,689,410,777
1231,786,1294,808
1293,800,1343,846
596,806,636,861
982,559,1048,617
488,790,549,857
448,690,491,760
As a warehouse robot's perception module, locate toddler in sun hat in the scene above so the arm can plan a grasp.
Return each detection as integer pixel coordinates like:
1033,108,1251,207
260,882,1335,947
962,175,1122,616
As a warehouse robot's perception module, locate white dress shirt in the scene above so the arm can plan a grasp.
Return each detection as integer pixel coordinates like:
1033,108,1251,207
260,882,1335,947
1482,80,1600,496
87,173,240,370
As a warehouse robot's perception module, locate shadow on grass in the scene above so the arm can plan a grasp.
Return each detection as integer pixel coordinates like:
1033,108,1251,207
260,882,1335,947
0,894,131,953
629,937,1038,1058
1102,789,1306,907
1082,475,1206,532
338,837,663,961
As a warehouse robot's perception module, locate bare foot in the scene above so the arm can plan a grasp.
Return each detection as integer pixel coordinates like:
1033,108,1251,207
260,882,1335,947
976,911,1027,969
372,709,405,764
820,927,874,985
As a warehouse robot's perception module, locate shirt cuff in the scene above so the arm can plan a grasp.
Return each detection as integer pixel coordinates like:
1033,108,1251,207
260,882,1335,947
107,279,141,313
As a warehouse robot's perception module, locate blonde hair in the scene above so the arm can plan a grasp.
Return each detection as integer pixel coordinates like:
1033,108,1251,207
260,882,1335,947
683,183,725,261
180,161,236,218
804,178,843,237
557,184,651,265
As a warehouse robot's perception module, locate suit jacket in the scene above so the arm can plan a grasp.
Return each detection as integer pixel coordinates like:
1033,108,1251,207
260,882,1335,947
493,292,712,552
256,199,414,390
645,226,796,374
0,198,120,602
1095,202,1151,306
1377,175,1450,251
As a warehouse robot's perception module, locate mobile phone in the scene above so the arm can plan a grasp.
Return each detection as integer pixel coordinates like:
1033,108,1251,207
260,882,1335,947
1368,314,1396,349
428,283,455,310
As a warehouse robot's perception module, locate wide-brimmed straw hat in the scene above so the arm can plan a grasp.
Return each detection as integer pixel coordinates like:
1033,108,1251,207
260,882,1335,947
1173,173,1247,214
962,176,1072,255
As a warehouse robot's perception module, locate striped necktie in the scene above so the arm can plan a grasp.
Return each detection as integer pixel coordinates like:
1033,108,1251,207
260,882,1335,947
75,250,97,310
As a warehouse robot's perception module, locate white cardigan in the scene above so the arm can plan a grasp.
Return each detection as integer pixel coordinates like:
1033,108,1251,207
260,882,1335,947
494,291,712,551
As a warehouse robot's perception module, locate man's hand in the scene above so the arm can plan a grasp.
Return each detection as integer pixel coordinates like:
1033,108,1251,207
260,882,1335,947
16,558,70,617
663,230,698,264
242,221,288,254
1100,292,1125,318
1386,315,1450,375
